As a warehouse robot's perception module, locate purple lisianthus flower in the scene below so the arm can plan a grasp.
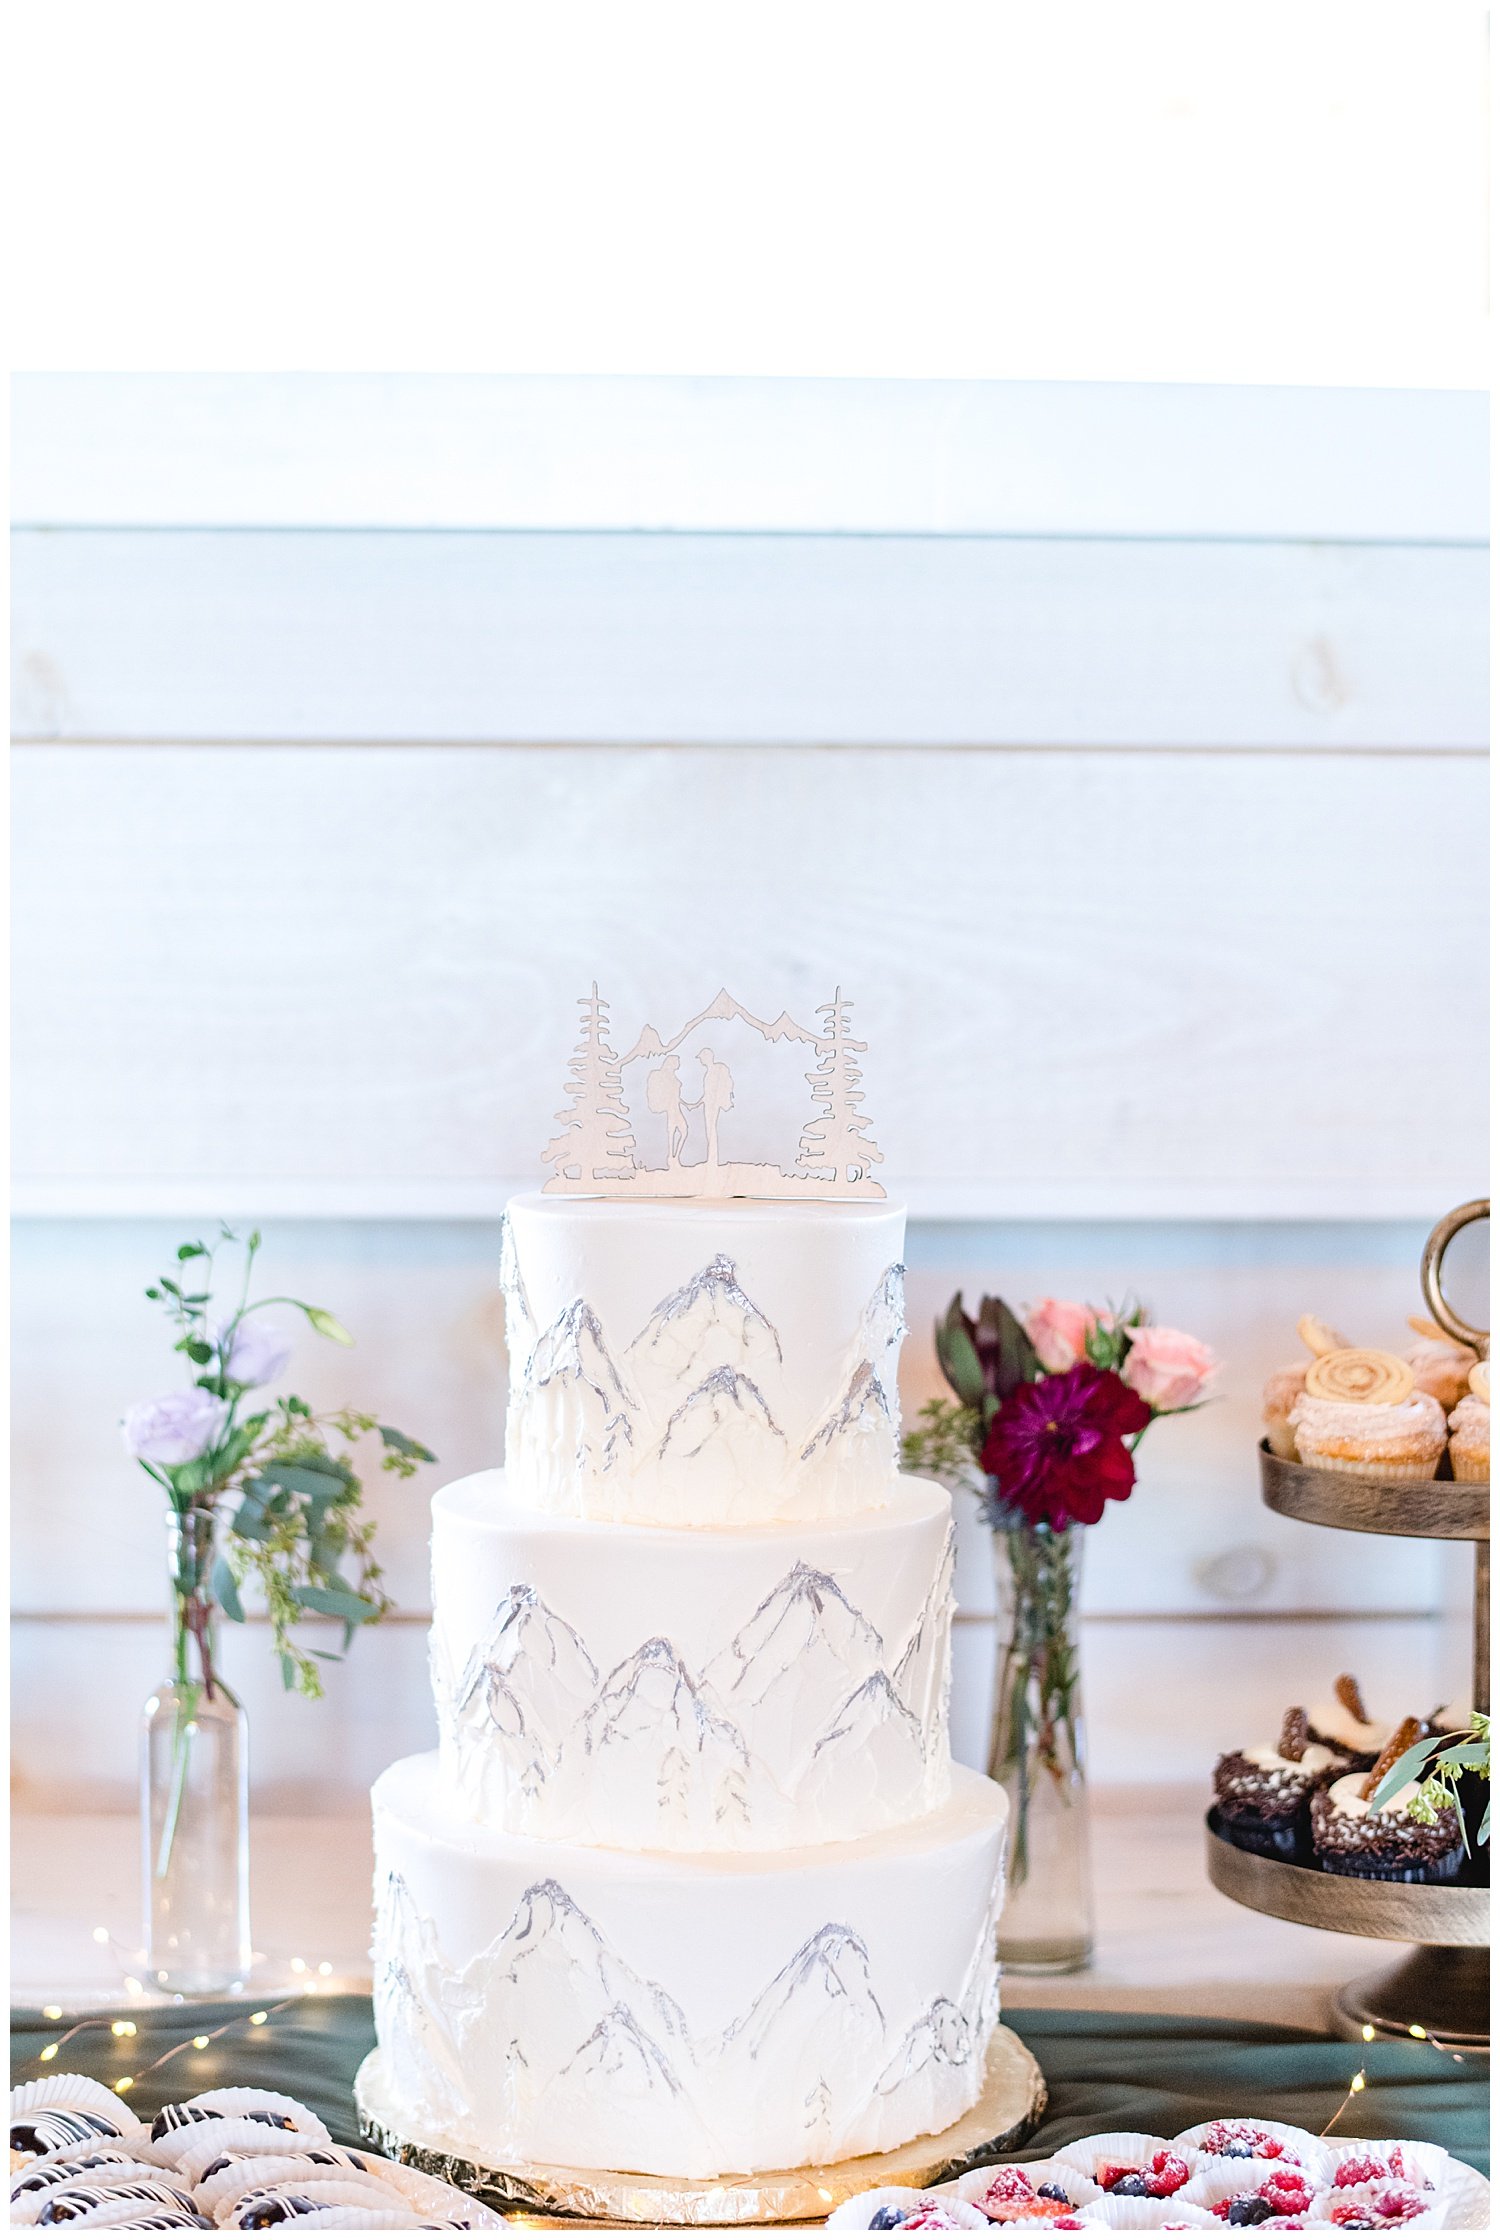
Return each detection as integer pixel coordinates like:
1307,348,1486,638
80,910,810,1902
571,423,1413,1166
212,1314,293,1389
122,1388,231,1466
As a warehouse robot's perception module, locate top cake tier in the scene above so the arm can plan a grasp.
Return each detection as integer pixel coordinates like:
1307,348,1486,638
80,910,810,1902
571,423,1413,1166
501,1194,907,1525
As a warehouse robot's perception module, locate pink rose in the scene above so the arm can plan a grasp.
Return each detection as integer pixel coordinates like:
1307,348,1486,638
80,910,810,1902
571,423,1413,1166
1023,1298,1096,1373
1121,1324,1219,1412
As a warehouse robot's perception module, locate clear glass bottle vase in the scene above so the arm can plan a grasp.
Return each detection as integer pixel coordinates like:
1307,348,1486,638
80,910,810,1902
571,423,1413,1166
141,1508,251,1993
988,1519,1095,1973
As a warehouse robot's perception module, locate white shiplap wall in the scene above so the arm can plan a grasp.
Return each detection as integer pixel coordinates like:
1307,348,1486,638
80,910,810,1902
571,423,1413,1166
10,373,1487,1808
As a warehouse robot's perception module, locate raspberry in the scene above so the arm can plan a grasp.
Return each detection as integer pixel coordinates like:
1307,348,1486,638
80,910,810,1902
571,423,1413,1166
1332,2156,1387,2188
976,2169,1037,2205
1203,2121,1284,2161
1146,2151,1191,2197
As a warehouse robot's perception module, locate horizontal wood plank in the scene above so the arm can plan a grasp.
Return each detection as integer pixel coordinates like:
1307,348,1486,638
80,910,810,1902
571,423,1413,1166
12,528,1486,748
11,375,1487,541
11,745,1486,1219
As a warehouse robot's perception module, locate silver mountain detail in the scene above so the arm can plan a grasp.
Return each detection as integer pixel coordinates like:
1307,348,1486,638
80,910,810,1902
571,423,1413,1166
656,1366,784,1462
497,1212,535,1366
527,1298,636,1473
628,1254,784,1382
374,1872,997,2174
581,1638,752,1840
860,1261,908,1372
800,1358,894,1462
891,1523,956,1750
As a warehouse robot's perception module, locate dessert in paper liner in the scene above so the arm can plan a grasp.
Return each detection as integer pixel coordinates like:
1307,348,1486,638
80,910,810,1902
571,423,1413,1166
9,2072,148,2160
1178,2161,1319,2220
196,2154,409,2218
173,2127,372,2186
1309,2177,1447,2229
12,2175,202,2227
10,2148,171,2209
1055,2136,1194,2202
827,2189,993,2230
211,2172,415,2224
1317,2139,1450,2197
952,2158,1103,2219
1173,2120,1328,2177
155,2088,330,2144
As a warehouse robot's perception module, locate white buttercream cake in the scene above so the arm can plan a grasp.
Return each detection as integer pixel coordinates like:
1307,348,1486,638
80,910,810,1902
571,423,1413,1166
369,1191,1009,2179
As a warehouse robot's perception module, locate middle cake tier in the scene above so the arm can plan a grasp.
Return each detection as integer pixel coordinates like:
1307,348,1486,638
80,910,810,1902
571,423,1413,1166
431,1468,956,1850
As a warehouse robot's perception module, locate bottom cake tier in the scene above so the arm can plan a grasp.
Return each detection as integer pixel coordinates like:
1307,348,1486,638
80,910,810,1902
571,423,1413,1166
371,1752,1007,2180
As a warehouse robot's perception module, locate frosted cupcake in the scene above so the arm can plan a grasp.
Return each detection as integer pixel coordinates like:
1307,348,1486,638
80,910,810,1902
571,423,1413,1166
1213,1707,1348,1858
1310,1718,1464,1884
1448,1360,1489,1484
1261,1317,1348,1459
1308,1673,1390,1770
1289,1350,1445,1481
1405,1316,1479,1413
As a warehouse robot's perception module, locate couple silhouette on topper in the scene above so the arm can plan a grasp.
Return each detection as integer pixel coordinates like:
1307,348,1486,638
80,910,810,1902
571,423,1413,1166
646,1048,734,1171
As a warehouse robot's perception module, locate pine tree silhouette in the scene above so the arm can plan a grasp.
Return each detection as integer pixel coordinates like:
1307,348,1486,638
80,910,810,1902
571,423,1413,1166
542,985,638,1184
796,990,884,1187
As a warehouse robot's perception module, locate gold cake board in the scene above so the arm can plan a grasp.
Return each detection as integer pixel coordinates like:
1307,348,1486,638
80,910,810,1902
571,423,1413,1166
354,2026,1046,2226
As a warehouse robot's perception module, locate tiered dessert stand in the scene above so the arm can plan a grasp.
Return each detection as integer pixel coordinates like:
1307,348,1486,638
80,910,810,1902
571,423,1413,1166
1206,1200,1491,2050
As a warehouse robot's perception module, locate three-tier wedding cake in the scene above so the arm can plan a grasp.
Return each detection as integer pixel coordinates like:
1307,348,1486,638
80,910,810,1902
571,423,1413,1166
368,993,1008,2181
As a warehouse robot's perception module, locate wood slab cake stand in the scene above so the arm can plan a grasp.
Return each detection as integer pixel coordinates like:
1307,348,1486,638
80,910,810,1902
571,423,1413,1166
356,2024,1046,2226
1207,1201,1491,2050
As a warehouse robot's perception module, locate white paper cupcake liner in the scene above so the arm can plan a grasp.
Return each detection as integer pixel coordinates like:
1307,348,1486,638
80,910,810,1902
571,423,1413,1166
1172,2118,1327,2178
175,2088,329,2142
10,2147,167,2204
17,2177,201,2228
1084,2204,1216,2232
213,2172,412,2225
1055,2136,1195,2201
953,2156,1103,2215
168,2120,334,2182
11,2073,145,2127
270,2216,445,2233
194,2153,395,2218
1309,2176,1448,2228
828,2190,989,2231
1319,2137,1450,2196
1178,2159,1319,2218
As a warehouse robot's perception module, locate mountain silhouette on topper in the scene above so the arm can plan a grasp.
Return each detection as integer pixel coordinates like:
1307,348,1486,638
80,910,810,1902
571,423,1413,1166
527,1298,636,1473
628,1254,784,1384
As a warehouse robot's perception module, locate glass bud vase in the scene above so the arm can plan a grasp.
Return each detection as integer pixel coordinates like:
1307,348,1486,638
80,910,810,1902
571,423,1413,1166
141,1509,251,1993
988,1518,1095,1973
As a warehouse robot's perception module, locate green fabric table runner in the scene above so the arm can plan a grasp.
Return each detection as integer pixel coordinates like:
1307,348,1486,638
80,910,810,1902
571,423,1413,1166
12,1998,1489,2181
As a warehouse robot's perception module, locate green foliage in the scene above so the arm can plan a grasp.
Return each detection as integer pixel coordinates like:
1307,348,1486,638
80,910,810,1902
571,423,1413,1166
901,1396,984,1486
136,1227,434,1698
1370,1713,1490,1848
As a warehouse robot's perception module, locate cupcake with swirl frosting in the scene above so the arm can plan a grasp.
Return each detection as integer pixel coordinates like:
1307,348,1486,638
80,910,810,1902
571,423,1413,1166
1448,1359,1489,1484
1289,1349,1445,1481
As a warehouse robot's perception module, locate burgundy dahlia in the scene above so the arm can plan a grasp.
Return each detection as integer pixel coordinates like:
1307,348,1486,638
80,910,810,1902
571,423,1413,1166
979,1362,1151,1531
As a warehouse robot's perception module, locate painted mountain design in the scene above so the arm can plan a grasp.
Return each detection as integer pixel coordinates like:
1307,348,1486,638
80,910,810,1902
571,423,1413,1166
489,1877,694,2082
800,1358,894,1462
859,1261,908,1378
526,1298,636,1474
375,1872,486,2130
891,1524,956,1750
654,1365,786,1482
704,1561,886,1774
497,1212,535,1364
580,1639,753,1842
801,1671,928,1821
714,1923,888,2148
628,1254,783,1387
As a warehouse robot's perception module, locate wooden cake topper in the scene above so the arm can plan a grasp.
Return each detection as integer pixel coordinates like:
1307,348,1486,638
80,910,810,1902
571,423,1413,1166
541,986,886,1199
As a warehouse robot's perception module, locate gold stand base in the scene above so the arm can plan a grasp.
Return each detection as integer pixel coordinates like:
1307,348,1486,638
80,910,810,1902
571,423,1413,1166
1331,1943,1490,2051
354,2025,1046,2226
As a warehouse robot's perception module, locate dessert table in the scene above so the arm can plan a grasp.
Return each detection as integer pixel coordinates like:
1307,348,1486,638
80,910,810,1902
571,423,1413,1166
13,1793,1489,2210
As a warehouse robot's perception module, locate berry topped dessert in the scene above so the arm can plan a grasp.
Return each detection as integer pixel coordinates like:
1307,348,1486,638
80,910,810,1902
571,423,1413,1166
1195,2122,1309,2165
1311,1717,1465,1884
1208,2168,1315,2224
1213,1707,1348,1859
1323,2183,1432,2228
1098,2150,1192,2198
968,2165,1091,2223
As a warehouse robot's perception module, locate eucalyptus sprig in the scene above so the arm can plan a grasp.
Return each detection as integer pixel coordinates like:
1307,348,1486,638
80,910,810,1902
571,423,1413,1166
125,1226,435,1698
1370,1713,1490,1849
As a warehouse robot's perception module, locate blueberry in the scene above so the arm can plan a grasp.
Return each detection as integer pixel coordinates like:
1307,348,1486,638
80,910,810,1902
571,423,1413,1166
1225,2204,1275,2229
868,2211,907,2231
1220,2142,1256,2158
1107,2174,1151,2197
1037,2185,1071,2203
